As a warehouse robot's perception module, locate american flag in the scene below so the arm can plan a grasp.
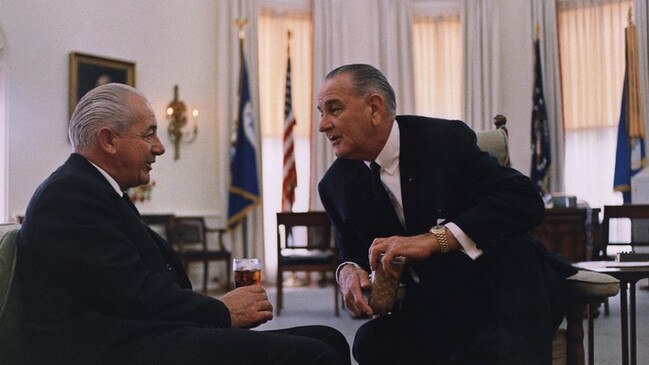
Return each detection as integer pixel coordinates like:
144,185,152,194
282,51,297,212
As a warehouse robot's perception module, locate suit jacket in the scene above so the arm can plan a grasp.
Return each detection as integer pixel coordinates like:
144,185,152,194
319,115,546,266
319,116,570,361
17,153,230,364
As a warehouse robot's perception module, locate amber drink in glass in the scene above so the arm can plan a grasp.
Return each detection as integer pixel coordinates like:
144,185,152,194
233,258,262,288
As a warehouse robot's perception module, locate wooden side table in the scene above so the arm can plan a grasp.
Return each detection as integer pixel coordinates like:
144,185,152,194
575,261,649,365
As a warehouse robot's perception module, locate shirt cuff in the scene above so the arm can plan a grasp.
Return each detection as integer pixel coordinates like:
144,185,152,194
446,222,483,260
335,261,362,284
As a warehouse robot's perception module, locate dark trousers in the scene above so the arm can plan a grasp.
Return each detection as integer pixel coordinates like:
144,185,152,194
142,325,351,365
353,234,567,365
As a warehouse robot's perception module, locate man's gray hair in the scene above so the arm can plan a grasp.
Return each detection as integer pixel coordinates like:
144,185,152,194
325,64,397,115
69,83,148,149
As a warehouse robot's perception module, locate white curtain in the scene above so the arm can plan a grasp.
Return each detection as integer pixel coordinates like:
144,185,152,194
0,25,5,50
531,0,565,193
559,0,631,209
460,0,499,130
215,0,265,265
412,11,462,120
310,0,415,210
258,10,313,283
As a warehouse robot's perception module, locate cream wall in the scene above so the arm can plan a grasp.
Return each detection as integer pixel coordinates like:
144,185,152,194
0,0,226,223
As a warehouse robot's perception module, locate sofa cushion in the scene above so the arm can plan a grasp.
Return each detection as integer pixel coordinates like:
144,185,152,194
0,223,23,364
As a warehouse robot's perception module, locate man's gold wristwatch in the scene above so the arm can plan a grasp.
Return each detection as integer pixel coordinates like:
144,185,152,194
430,225,449,253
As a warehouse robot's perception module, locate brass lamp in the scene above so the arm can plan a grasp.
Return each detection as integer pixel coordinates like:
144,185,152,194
166,85,198,160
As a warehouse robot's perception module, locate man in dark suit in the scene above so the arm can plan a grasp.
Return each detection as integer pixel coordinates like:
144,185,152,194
17,83,350,365
317,64,574,365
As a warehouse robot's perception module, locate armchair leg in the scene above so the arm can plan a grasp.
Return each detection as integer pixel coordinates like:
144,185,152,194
276,270,283,316
334,282,339,317
225,256,232,291
203,260,209,293
566,300,587,365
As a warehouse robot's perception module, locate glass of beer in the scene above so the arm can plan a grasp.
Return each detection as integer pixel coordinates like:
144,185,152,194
233,258,262,288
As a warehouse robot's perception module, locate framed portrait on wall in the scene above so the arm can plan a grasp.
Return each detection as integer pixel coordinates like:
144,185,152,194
69,52,136,117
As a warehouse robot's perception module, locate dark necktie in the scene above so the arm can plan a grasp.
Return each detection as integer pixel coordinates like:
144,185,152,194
370,162,402,229
122,193,141,218
370,161,385,198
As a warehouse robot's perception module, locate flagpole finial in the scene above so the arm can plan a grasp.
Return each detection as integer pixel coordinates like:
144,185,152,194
535,23,540,40
287,30,292,54
628,7,633,26
235,18,248,41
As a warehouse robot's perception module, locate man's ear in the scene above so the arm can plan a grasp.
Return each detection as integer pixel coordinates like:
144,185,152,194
97,126,119,155
368,93,385,126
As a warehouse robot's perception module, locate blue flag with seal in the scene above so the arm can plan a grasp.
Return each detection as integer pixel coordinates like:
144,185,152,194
613,19,646,203
228,46,260,229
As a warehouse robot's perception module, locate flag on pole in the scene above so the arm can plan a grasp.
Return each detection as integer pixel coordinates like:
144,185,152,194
228,39,260,229
530,33,551,194
614,13,646,203
282,34,297,212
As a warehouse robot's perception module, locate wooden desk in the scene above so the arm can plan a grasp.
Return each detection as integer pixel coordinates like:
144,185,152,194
530,208,601,262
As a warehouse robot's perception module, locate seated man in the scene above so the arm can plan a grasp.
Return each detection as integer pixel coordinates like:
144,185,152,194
17,83,350,365
316,64,575,365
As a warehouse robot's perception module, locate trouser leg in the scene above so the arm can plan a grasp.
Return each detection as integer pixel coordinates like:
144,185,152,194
145,324,350,365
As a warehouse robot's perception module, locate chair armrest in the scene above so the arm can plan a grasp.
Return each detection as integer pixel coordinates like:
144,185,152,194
205,228,228,251
565,270,620,300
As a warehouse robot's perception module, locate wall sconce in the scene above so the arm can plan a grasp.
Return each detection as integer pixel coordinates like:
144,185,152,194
166,85,198,160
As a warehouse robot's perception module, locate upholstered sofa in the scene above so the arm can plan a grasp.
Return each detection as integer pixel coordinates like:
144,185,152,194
0,223,23,364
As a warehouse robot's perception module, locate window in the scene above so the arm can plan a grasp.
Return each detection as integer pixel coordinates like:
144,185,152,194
258,8,313,277
559,0,632,209
412,12,462,119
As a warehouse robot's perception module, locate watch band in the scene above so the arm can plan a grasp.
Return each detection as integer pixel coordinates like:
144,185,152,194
430,225,450,253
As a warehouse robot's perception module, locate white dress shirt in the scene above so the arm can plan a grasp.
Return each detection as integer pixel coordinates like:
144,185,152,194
88,160,125,197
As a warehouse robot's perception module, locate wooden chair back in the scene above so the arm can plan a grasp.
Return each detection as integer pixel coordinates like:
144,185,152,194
599,204,649,259
275,211,339,316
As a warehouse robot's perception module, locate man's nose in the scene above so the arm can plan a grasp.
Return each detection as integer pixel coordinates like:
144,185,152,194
153,136,166,155
318,115,330,133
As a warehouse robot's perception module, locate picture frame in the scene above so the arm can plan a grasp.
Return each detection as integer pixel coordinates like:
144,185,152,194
69,52,136,117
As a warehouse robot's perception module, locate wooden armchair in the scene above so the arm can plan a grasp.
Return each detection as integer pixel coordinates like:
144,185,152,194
168,217,231,293
598,204,649,260
276,212,339,316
